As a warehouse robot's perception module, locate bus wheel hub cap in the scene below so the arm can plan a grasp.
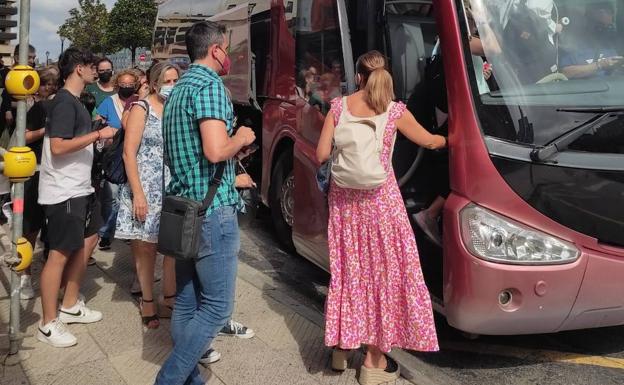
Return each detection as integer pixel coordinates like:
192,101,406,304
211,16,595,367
280,174,294,227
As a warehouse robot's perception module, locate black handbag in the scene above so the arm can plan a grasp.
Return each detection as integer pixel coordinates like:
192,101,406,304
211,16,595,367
157,162,225,260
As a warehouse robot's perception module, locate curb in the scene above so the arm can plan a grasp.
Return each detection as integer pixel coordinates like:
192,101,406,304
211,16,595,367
236,258,452,385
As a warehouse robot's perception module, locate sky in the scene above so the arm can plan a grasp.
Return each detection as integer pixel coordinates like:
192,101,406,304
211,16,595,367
27,0,116,62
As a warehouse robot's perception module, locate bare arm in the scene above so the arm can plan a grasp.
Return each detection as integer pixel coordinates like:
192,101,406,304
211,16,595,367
121,109,130,129
122,105,146,199
469,37,485,57
561,64,599,79
562,57,623,79
50,131,100,156
25,128,45,144
49,127,116,156
316,111,335,163
396,109,446,150
199,119,254,163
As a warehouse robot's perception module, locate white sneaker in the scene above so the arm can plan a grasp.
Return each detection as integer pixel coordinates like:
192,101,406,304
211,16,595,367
20,275,35,300
58,300,102,324
37,319,77,348
199,348,221,365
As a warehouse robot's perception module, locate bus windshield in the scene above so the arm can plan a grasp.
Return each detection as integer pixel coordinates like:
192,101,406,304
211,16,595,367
466,0,624,154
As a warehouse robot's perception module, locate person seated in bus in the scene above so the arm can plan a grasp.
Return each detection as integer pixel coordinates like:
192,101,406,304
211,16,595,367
295,67,326,112
526,0,564,45
464,3,493,95
319,72,341,102
500,0,558,83
296,69,313,101
560,3,623,79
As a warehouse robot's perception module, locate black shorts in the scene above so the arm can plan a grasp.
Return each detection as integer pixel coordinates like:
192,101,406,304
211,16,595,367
23,172,44,235
43,194,103,253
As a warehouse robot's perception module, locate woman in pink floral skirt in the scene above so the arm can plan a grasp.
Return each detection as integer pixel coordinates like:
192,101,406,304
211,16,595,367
316,51,446,385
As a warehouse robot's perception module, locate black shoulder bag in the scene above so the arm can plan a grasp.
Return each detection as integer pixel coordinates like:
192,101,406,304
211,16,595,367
157,125,225,260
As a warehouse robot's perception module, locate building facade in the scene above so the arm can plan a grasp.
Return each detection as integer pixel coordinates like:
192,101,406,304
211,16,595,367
0,0,17,63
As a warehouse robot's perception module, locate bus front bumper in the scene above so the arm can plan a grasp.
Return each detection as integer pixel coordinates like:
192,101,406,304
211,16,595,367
442,195,624,335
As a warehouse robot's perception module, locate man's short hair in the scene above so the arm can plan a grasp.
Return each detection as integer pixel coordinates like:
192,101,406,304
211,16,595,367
589,1,615,14
185,21,226,62
96,57,113,70
58,47,96,85
13,44,35,56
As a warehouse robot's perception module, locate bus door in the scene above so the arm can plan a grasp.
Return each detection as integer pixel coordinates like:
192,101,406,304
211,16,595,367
383,1,444,297
291,0,355,269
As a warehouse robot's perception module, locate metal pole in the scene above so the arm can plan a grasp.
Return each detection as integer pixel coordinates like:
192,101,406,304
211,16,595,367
367,0,376,51
8,0,31,357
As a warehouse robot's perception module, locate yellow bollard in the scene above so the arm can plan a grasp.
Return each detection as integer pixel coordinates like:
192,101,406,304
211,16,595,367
3,146,36,182
13,237,32,272
5,65,39,100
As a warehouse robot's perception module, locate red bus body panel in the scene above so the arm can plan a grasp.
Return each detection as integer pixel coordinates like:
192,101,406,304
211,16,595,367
260,0,624,334
437,0,624,334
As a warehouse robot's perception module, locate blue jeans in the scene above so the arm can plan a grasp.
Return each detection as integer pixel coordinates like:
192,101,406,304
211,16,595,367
155,205,240,385
99,181,118,239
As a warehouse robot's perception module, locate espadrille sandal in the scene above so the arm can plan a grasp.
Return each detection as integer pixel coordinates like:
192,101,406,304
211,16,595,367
358,355,400,385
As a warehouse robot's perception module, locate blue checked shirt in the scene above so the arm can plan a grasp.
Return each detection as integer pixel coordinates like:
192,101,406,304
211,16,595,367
163,64,242,214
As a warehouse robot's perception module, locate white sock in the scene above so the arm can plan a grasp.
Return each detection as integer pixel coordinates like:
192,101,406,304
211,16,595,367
61,301,80,312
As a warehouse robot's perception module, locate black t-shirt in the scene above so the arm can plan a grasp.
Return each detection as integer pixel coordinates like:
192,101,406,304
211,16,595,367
26,100,50,162
47,89,93,139
39,88,95,205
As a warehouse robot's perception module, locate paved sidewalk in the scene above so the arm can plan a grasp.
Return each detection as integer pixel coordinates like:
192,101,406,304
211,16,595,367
0,238,411,385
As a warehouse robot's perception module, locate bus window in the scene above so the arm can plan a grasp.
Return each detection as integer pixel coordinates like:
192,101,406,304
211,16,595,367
251,10,271,99
295,0,347,115
467,0,624,154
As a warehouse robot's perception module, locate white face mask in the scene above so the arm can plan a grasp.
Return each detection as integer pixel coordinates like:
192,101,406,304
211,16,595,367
159,85,174,99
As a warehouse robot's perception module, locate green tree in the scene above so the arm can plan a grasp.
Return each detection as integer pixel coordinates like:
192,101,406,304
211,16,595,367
105,0,158,66
58,0,110,55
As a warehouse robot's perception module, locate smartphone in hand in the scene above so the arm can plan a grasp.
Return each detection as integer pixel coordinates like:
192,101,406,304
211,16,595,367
236,143,259,160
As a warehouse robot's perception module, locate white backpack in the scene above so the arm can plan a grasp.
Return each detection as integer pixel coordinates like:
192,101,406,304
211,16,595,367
330,97,395,190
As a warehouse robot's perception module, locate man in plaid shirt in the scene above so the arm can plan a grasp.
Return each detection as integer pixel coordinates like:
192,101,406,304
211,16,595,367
156,21,256,385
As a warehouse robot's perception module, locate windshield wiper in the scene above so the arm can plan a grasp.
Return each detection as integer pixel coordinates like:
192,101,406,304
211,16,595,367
557,107,624,113
530,112,622,162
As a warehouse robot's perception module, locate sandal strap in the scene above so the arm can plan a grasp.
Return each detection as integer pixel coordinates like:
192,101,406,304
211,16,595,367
142,298,154,303
142,314,160,324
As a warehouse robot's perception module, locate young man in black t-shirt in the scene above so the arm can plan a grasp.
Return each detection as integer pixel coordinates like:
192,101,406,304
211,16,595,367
36,48,116,348
18,67,59,301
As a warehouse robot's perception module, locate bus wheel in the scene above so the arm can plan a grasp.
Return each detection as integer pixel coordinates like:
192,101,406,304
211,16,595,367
270,150,295,251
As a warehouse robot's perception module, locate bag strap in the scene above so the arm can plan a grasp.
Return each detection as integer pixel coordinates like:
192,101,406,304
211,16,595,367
200,162,225,211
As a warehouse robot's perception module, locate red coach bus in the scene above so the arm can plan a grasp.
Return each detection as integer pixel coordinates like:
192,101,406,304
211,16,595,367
155,0,624,335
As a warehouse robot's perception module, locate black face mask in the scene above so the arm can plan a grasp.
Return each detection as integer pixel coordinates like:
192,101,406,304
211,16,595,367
98,71,113,83
118,86,135,99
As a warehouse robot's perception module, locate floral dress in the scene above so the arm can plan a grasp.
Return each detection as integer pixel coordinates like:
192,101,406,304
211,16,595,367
324,97,439,353
116,100,170,243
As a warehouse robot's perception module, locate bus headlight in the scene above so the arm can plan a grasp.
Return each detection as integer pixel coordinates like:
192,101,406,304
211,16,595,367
460,204,579,265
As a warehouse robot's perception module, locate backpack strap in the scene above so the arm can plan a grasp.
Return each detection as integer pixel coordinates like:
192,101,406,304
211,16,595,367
111,94,125,121
380,101,407,171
